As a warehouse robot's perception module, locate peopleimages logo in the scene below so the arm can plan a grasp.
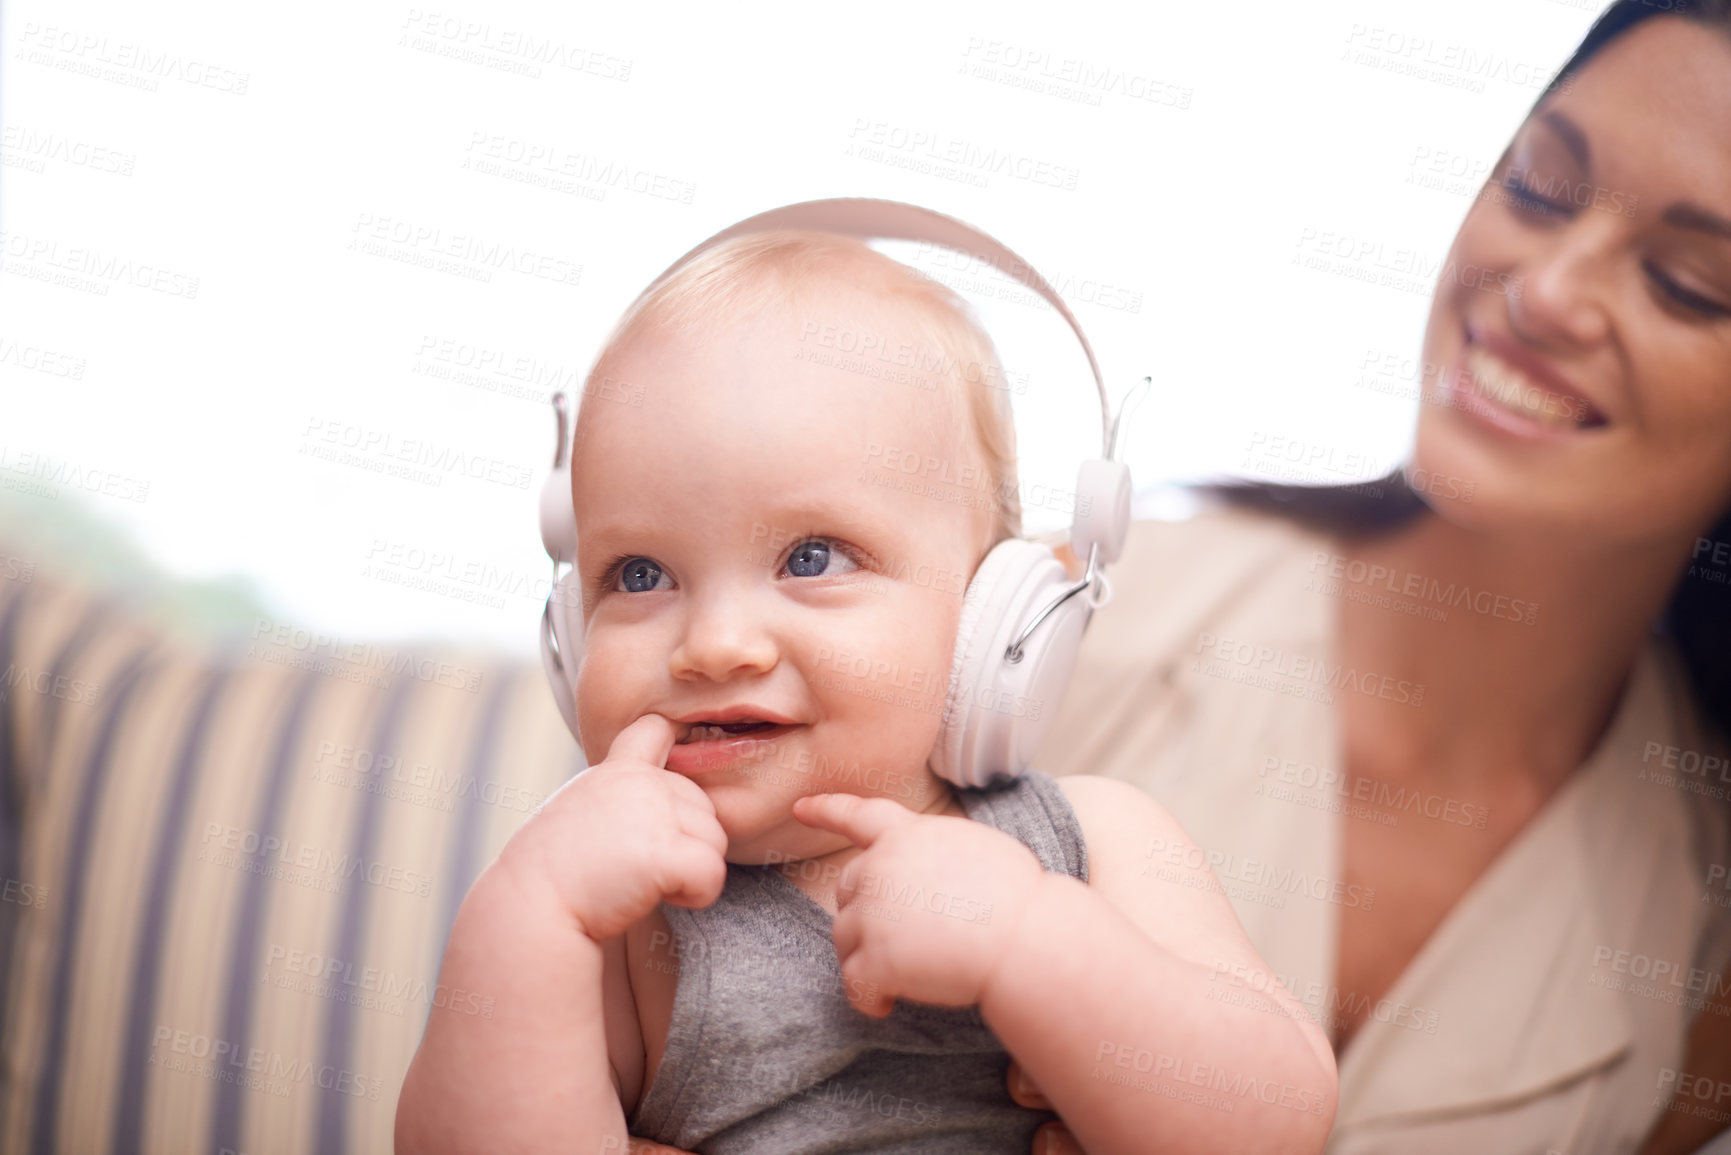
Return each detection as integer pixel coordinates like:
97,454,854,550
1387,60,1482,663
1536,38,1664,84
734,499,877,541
0,230,199,298
301,418,533,490
14,22,252,94
1637,740,1731,802
956,38,1194,110
0,445,149,503
1091,1041,1328,1116
313,740,546,814
263,944,494,1019
247,618,484,693
347,212,583,287
1590,946,1731,1001
0,663,99,707
845,119,1081,191
1192,632,1424,707
1256,757,1490,830
1306,551,1536,626
1142,837,1376,910
198,822,433,897
149,1026,380,1100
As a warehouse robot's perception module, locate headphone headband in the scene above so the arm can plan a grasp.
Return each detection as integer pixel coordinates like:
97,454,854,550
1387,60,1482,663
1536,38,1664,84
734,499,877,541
645,198,1112,457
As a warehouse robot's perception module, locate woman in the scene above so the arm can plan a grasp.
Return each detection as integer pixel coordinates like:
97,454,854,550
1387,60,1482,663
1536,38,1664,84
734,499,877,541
1020,1,1731,1151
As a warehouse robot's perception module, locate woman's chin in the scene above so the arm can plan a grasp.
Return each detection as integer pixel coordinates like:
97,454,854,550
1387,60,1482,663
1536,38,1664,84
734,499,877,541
1403,327,1608,537
1407,422,1612,543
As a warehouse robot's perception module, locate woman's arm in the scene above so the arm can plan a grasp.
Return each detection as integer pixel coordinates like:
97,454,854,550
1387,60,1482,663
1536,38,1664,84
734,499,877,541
973,775,1337,1155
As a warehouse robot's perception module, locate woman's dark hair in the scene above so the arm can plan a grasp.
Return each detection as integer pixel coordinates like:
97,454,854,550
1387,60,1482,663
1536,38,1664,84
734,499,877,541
1213,0,1731,732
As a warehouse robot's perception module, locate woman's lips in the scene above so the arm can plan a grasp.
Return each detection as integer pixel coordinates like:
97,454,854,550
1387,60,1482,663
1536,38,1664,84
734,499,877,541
665,723,800,776
1441,332,1608,441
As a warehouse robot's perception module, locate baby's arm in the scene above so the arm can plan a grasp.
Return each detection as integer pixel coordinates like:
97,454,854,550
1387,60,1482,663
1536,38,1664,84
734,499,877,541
395,862,630,1153
395,716,726,1155
791,783,1337,1155
981,776,1337,1154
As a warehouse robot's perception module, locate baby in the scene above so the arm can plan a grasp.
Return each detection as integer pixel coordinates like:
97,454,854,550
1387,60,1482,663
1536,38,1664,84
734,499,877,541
397,231,1338,1154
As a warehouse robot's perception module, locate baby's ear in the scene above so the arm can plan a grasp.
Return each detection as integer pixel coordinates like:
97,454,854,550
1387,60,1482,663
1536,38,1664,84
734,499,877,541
1050,540,1084,581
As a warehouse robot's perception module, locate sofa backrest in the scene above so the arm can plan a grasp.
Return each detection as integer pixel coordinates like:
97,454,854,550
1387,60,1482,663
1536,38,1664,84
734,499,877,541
0,562,582,1154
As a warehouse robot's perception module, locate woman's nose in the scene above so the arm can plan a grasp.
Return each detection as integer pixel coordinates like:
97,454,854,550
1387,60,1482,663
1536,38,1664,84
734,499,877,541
669,590,778,682
1504,217,1614,351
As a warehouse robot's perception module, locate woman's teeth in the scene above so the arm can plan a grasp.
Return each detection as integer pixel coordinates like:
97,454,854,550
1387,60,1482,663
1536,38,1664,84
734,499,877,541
1462,346,1591,430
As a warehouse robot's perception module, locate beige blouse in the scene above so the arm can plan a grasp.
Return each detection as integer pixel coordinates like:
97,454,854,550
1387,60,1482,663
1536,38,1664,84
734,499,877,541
1034,505,1731,1153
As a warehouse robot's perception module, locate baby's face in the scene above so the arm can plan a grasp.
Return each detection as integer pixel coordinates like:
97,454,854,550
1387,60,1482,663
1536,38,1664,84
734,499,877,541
570,289,996,862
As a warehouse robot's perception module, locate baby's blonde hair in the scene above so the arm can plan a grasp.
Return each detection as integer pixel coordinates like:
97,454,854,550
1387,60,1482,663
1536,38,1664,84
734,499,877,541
587,230,1022,545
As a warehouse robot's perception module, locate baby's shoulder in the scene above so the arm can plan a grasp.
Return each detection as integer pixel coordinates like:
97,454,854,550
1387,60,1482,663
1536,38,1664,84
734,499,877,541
1052,773,1252,950
1053,774,1200,885
1054,772,1165,838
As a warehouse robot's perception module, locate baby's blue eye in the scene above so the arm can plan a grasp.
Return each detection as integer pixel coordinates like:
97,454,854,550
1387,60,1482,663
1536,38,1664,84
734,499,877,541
785,539,858,578
616,557,670,593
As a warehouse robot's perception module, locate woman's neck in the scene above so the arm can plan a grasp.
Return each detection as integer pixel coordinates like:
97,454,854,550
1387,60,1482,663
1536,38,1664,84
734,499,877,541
1334,508,1697,791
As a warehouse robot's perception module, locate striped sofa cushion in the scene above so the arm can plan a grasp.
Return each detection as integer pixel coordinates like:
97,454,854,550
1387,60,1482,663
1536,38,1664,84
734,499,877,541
0,563,583,1154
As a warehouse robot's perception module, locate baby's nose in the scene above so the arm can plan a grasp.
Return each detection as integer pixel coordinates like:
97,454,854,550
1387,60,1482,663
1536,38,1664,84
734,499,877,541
670,593,778,681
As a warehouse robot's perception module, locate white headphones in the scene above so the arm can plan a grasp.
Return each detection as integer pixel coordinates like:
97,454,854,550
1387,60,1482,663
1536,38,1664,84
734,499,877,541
538,199,1141,788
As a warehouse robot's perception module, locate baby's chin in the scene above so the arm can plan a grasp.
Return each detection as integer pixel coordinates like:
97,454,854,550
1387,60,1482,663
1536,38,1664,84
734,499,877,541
695,779,860,865
683,750,945,858
683,774,802,853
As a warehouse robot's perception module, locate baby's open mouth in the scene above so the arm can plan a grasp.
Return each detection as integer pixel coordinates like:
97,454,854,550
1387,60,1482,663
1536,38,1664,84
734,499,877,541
675,720,788,745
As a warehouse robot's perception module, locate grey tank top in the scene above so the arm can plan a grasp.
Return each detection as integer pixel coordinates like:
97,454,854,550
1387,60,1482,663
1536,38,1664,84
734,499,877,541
629,770,1088,1154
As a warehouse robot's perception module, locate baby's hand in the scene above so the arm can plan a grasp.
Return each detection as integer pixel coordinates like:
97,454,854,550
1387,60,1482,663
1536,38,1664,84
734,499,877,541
792,793,1047,1017
496,714,728,941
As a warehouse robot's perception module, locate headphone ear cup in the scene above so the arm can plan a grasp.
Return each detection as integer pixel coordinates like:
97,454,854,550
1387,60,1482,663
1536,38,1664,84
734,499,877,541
932,541,1021,785
540,569,586,747
539,461,577,565
931,540,1091,788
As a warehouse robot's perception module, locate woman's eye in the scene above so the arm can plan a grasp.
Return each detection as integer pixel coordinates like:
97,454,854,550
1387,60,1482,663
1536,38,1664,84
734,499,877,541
1645,262,1731,320
615,557,671,593
784,538,859,579
1498,169,1568,219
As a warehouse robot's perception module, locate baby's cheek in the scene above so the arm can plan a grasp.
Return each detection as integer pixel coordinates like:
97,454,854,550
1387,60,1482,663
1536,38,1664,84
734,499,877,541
574,633,648,754
904,578,968,670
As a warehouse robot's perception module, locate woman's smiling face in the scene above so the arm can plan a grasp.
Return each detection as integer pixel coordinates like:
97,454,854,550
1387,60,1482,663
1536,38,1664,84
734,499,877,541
1412,16,1731,546
568,283,997,863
